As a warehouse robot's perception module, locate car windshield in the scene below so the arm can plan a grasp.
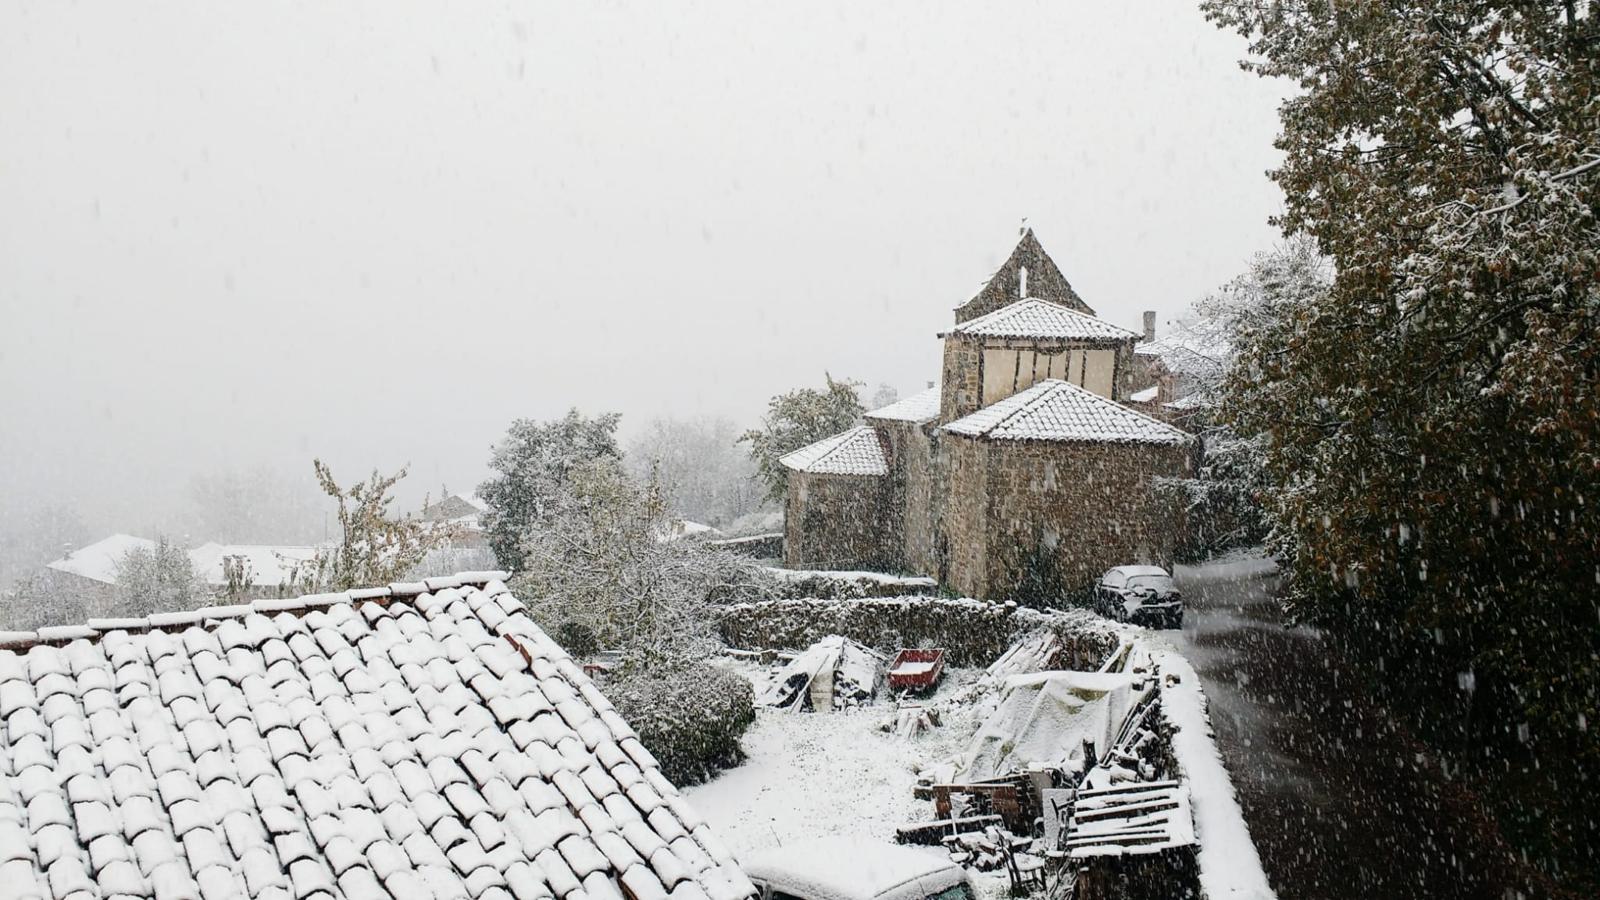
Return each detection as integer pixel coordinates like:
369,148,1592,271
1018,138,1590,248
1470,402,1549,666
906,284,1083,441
1126,575,1174,592
927,885,975,900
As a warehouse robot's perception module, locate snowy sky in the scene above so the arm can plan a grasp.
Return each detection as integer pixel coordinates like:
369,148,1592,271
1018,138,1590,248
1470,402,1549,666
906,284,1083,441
0,1,1285,528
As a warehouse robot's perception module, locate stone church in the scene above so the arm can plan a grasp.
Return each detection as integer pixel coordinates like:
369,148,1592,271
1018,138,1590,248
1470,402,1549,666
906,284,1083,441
780,228,1194,601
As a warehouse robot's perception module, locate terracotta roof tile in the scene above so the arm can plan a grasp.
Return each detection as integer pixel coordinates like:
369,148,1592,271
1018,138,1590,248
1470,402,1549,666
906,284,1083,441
943,298,1138,343
0,575,755,900
864,387,941,424
944,379,1192,445
776,426,889,476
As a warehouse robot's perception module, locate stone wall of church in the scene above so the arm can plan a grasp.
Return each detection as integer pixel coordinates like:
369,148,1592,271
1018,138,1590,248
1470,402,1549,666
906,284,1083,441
942,436,991,599
943,437,1193,601
783,471,895,571
940,339,984,423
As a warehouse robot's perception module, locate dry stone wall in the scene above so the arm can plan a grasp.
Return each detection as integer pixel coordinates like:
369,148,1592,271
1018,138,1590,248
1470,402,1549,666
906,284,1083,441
718,595,1123,668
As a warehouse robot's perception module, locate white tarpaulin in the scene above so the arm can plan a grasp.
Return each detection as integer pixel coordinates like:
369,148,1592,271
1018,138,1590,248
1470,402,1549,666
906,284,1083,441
760,635,885,711
954,670,1136,782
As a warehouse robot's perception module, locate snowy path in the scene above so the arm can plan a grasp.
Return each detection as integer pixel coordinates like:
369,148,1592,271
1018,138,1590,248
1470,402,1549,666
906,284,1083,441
1167,556,1520,899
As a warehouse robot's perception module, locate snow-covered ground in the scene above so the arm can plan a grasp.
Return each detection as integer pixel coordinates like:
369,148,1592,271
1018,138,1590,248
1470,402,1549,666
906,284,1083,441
686,662,1014,896
686,662,984,856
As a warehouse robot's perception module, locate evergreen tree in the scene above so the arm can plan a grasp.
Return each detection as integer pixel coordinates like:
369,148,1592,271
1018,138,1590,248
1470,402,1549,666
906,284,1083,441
478,409,623,570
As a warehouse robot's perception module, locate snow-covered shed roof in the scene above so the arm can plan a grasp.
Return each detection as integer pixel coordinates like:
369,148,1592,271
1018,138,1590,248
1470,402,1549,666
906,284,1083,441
0,573,756,900
187,543,323,589
942,298,1138,343
943,380,1191,445
864,387,941,424
45,534,157,585
777,426,888,477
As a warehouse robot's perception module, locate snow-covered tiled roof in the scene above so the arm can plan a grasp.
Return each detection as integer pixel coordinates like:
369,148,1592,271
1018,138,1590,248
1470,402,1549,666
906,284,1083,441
943,298,1138,343
864,387,941,424
0,573,756,900
778,426,889,476
45,534,157,584
943,380,1191,445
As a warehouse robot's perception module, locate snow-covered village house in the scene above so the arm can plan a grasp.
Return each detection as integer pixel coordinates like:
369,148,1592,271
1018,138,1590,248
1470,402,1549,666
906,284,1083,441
0,573,756,900
781,229,1194,600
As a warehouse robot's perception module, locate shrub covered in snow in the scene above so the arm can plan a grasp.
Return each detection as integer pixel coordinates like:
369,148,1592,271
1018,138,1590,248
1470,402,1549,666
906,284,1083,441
609,661,756,786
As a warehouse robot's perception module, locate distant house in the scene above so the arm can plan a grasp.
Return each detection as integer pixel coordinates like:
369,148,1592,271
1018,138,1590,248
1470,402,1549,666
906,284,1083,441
187,542,323,598
0,573,757,899
782,228,1194,600
420,493,492,550
25,534,157,625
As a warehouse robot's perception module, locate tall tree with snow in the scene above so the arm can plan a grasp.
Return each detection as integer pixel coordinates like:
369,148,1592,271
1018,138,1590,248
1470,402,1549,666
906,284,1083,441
740,374,865,503
478,409,624,570
1206,2,1600,887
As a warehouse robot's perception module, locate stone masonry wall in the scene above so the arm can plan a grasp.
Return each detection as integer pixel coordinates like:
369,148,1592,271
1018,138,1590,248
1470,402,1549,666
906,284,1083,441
942,436,991,599
940,338,984,423
783,471,894,571
902,425,940,578
980,441,1192,601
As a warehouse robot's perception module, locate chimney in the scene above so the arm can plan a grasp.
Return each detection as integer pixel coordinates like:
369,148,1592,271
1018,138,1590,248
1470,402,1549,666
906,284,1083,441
1142,310,1156,343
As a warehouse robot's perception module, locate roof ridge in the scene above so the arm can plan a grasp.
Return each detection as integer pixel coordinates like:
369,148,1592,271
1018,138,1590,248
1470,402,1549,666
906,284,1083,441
1047,379,1191,436
0,569,512,651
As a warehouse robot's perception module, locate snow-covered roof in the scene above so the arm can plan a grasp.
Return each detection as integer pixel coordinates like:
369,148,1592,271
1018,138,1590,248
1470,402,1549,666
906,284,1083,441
0,573,756,900
1135,336,1226,379
942,380,1191,445
45,534,157,584
778,426,888,477
187,543,322,588
943,298,1138,343
864,387,941,424
421,494,490,529
1129,385,1159,403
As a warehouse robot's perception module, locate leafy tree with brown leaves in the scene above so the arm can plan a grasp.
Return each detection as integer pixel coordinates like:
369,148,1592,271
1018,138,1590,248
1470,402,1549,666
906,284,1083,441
1205,2,1599,890
289,460,451,592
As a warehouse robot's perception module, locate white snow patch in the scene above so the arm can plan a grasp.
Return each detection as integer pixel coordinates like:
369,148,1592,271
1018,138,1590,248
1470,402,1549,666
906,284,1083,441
1150,647,1277,900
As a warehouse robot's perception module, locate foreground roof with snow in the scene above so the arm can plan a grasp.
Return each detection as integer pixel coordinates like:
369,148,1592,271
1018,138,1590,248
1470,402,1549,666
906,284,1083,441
0,573,754,900
864,387,941,424
943,380,1191,445
943,298,1138,344
777,426,888,476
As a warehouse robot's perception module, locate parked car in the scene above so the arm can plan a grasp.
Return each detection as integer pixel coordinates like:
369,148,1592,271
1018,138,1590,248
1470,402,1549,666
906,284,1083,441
745,837,975,900
1094,565,1183,628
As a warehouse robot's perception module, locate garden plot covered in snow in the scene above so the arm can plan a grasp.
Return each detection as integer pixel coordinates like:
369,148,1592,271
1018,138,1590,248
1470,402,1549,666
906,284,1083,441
696,605,1274,900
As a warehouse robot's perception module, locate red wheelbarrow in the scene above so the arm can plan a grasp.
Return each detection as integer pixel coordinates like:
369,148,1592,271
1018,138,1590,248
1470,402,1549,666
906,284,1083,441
887,648,945,693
